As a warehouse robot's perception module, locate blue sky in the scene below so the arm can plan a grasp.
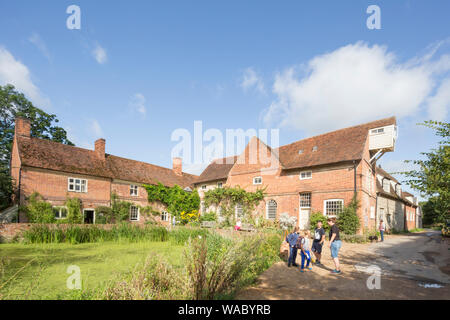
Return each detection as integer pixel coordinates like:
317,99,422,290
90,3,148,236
0,1,449,197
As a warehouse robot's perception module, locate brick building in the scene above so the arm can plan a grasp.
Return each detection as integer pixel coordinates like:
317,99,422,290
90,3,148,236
9,117,197,225
375,166,419,231
195,117,403,233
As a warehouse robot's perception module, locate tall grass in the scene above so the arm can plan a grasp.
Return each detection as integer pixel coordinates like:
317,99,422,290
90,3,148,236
99,232,282,300
22,223,169,244
168,227,210,245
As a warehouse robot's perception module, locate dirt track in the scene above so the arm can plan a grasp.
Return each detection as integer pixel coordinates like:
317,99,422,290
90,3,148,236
237,231,450,300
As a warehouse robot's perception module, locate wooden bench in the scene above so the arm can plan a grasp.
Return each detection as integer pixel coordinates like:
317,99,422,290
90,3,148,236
239,223,256,232
201,221,216,228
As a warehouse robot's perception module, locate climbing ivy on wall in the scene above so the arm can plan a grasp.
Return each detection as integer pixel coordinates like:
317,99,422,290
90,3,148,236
203,186,266,224
143,182,200,218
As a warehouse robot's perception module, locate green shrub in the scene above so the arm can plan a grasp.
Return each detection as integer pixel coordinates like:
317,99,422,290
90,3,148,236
95,206,114,224
65,197,83,224
23,192,55,223
309,211,329,232
199,211,217,222
111,193,132,222
337,196,360,235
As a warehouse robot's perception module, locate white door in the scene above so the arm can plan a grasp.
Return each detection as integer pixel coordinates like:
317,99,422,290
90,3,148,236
299,208,310,230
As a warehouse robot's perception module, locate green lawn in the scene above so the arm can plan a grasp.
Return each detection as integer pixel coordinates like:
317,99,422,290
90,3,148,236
0,241,184,300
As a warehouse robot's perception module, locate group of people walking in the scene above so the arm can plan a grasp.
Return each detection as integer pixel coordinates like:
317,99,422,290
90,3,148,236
285,217,342,274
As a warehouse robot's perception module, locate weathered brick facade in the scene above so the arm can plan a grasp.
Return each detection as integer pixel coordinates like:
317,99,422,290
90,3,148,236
9,117,196,226
195,117,411,234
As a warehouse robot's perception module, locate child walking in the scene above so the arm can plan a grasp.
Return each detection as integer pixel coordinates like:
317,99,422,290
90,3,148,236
298,230,312,272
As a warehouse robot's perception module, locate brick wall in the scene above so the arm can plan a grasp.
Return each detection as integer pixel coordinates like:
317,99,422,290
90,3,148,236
198,135,380,233
17,167,111,222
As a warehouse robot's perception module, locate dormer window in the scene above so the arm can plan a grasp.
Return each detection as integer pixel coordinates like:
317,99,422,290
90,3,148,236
396,185,402,197
383,179,390,193
130,185,138,196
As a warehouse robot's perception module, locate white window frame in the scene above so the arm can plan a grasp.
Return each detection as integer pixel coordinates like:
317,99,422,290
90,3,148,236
68,177,88,193
130,205,140,221
201,185,207,190
161,211,169,222
266,200,277,220
300,193,311,208
299,171,312,180
217,182,223,188
253,177,262,185
371,128,385,135
323,199,344,217
53,206,68,220
130,185,139,197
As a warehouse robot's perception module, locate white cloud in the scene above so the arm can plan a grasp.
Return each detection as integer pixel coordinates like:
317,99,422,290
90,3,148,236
92,44,107,64
241,67,265,94
426,78,450,121
129,93,147,116
263,42,450,134
89,119,103,138
0,46,51,109
28,32,51,62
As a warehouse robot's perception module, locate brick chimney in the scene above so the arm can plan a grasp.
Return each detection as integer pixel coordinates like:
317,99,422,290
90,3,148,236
173,157,182,176
95,138,106,160
15,117,31,138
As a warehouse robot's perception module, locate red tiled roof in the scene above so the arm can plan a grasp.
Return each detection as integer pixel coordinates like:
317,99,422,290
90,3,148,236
197,117,396,182
195,156,238,184
375,166,400,184
277,117,396,170
16,136,197,187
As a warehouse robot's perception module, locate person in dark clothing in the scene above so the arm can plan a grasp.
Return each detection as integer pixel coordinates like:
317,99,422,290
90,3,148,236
327,217,342,274
285,226,300,267
312,221,326,265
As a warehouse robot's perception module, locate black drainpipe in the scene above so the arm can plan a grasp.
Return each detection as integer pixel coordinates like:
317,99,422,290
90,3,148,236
353,160,357,196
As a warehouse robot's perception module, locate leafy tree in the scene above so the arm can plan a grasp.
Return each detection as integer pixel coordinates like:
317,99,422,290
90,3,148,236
420,198,447,226
0,84,73,209
402,121,449,224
